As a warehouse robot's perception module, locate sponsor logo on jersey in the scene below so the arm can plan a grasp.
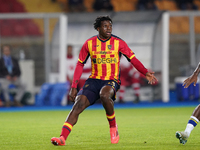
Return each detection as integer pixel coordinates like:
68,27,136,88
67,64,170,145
94,51,112,54
92,58,117,64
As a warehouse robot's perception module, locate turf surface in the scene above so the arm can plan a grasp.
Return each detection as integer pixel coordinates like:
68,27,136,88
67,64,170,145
0,106,200,150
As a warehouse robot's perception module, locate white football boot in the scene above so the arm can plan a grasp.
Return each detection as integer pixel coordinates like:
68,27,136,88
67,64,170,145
175,131,189,145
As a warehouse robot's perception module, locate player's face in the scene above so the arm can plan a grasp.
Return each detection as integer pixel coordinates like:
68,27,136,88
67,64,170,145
98,20,112,39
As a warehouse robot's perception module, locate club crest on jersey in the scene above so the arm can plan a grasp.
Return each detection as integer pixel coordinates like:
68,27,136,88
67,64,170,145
108,45,112,50
85,84,89,88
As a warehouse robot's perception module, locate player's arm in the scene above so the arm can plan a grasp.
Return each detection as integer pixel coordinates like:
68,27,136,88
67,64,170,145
130,56,157,85
120,40,157,85
183,62,200,88
69,61,84,102
69,41,89,102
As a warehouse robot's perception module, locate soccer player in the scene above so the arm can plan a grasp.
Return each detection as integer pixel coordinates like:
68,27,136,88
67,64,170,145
176,62,200,144
51,15,158,146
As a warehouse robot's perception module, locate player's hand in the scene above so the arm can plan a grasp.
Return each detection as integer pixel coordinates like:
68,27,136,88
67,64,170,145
183,73,198,88
69,88,77,102
145,71,158,85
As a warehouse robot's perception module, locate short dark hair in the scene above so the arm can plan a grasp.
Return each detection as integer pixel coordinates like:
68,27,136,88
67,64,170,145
93,15,112,31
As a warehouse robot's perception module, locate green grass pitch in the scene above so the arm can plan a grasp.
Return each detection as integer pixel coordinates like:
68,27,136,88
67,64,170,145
0,106,200,150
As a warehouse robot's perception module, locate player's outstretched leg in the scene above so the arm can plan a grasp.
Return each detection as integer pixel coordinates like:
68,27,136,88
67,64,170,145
176,107,200,145
51,96,90,146
175,131,189,145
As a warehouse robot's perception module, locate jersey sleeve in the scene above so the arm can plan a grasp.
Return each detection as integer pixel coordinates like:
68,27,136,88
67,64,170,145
71,40,90,88
78,41,90,64
71,61,84,88
119,40,135,61
130,57,148,76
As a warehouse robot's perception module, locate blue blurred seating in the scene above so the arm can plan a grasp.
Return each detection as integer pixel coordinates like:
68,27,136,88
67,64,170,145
0,83,17,102
35,82,70,106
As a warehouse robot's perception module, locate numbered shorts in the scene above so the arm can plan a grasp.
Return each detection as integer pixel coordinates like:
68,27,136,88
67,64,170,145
77,78,120,105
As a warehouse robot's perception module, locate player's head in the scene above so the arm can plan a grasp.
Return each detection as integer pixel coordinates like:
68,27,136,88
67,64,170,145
94,15,112,30
94,16,112,39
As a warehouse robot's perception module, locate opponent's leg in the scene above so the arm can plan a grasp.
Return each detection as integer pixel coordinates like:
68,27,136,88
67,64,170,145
176,104,200,144
51,95,90,146
100,85,119,144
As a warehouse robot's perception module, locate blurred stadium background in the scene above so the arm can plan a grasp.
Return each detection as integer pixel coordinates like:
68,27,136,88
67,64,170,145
1,0,200,107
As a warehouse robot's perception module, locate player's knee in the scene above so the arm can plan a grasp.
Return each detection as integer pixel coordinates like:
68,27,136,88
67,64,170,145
100,93,110,103
73,99,87,113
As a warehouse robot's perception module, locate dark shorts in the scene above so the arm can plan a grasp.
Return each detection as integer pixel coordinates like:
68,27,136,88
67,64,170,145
77,78,120,105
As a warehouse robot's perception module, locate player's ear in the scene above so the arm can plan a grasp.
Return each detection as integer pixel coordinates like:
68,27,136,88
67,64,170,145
97,27,100,32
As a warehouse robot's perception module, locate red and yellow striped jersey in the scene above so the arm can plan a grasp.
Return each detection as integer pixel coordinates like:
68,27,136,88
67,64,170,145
78,34,135,84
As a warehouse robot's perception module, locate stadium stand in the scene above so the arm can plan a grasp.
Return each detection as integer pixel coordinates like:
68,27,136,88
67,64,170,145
0,0,64,37
12,1,26,12
0,0,42,37
84,0,95,12
194,0,200,8
56,0,200,34
13,21,27,36
155,0,178,11
105,0,197,33
195,16,200,33
57,0,137,12
0,21,13,37
0,2,12,13
12,0,200,35
18,0,62,12
111,0,137,12
18,0,63,37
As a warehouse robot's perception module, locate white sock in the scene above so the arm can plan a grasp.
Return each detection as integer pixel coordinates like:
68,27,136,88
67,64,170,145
184,116,199,136
184,124,194,136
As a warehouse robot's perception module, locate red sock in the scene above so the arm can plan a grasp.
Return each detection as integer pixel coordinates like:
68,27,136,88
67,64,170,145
60,122,73,140
107,112,116,128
